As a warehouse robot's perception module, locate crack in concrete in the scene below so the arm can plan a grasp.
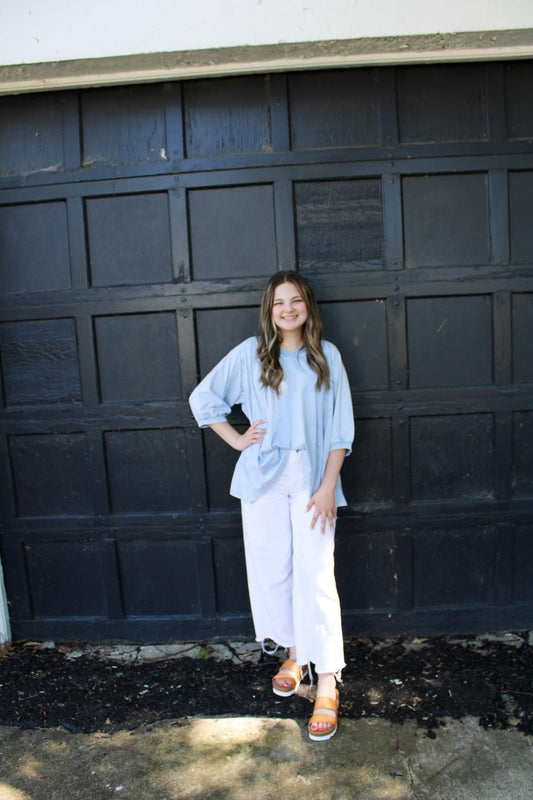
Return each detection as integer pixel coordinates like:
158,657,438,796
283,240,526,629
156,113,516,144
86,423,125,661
396,729,422,800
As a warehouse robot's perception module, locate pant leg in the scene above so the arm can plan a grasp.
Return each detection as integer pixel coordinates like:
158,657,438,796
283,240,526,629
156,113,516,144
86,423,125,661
241,481,295,648
289,456,345,675
241,450,345,674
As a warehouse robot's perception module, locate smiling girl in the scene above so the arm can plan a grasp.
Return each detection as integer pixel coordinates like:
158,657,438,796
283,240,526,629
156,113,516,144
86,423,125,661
189,270,354,740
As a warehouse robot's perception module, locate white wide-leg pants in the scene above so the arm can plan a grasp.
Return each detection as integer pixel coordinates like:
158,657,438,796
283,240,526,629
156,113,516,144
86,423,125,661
241,450,345,675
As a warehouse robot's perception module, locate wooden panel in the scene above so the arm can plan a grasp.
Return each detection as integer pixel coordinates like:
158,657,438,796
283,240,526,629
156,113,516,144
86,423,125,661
336,531,397,611
509,171,533,265
9,433,96,516
95,312,181,402
512,412,533,498
213,538,251,614
288,68,380,149
117,540,201,616
25,541,108,617
514,526,533,603
397,63,488,143
341,419,393,506
295,179,383,272
0,92,69,177
104,428,190,514
407,296,493,388
0,202,71,293
204,427,242,511
410,414,494,501
504,62,533,140
403,173,489,267
413,527,495,608
184,75,272,157
189,184,277,280
86,193,173,286
0,318,81,406
81,85,169,167
320,300,389,391
195,307,259,377
512,293,533,383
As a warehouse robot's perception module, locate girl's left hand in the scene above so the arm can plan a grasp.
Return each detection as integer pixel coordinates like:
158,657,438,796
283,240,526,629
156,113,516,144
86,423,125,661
306,486,337,534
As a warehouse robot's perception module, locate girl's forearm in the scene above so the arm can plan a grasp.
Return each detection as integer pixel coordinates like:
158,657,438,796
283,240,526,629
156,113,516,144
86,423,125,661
209,419,266,452
209,421,242,450
320,448,346,490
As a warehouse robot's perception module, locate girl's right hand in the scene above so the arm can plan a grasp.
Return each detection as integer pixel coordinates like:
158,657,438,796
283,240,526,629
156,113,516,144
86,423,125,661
235,420,266,451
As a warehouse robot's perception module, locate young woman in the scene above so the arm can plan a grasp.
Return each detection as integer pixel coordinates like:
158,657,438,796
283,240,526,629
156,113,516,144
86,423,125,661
189,271,354,741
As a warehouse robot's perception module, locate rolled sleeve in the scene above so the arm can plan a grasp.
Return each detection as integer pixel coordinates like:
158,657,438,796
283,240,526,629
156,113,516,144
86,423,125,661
189,342,246,428
328,348,355,457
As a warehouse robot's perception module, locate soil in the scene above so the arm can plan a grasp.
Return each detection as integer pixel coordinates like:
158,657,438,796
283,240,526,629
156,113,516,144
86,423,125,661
1,633,532,739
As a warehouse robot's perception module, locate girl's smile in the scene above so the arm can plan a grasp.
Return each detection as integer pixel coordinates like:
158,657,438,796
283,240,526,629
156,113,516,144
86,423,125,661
271,282,308,339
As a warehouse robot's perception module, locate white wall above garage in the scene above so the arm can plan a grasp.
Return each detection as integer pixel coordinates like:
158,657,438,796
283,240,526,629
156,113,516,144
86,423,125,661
1,0,533,66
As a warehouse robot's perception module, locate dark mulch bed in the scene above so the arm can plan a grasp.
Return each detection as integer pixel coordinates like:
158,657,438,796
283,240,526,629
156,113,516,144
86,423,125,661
1,633,532,738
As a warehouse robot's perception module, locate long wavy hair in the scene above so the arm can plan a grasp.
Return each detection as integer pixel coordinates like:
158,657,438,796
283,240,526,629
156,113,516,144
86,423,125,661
257,271,330,393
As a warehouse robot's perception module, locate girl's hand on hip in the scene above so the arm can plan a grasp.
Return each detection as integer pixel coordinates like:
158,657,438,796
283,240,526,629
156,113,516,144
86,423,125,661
306,486,337,534
235,420,266,451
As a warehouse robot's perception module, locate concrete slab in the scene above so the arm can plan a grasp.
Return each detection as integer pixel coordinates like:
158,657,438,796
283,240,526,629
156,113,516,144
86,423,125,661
0,716,531,800
62,641,264,666
403,717,533,800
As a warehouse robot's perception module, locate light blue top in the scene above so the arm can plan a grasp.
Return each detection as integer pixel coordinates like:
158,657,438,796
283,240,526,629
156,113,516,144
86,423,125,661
189,336,354,505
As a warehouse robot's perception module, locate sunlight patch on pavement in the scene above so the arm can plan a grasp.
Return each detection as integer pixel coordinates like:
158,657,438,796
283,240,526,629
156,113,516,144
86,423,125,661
0,784,31,800
150,717,413,800
186,716,300,746
16,757,43,780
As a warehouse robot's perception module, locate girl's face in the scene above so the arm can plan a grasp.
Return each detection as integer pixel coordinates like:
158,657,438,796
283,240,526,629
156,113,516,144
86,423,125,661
271,281,308,335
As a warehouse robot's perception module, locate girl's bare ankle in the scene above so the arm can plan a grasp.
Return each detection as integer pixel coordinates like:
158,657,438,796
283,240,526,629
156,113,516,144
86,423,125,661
317,672,336,697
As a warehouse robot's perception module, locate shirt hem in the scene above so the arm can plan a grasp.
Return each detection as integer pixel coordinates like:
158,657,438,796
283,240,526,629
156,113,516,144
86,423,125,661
330,442,352,456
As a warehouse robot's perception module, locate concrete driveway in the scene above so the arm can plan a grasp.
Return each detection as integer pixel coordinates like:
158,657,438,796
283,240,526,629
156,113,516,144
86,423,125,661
1,714,532,800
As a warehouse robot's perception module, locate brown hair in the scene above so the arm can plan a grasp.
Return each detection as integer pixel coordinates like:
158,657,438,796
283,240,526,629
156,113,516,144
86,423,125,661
257,271,330,393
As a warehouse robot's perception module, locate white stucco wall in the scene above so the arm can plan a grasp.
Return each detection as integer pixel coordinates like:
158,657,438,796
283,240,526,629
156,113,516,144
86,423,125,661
1,0,532,67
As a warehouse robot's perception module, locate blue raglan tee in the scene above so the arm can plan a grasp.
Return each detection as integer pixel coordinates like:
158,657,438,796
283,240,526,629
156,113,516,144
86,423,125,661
189,336,354,505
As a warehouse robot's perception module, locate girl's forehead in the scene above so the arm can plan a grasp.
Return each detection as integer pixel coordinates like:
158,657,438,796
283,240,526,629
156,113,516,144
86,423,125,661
272,282,302,300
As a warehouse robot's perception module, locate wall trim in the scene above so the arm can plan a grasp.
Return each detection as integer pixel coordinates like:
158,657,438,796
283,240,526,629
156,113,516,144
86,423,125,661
1,28,533,95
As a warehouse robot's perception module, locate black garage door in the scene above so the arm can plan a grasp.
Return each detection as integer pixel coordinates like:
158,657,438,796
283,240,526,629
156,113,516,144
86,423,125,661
0,61,532,642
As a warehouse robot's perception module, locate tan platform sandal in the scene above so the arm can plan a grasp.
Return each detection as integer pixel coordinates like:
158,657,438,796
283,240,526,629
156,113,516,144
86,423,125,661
272,659,308,697
307,689,339,741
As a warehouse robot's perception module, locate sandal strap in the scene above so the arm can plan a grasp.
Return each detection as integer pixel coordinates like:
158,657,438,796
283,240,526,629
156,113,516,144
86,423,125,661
308,690,339,739
273,659,301,682
312,693,339,713
309,692,339,730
